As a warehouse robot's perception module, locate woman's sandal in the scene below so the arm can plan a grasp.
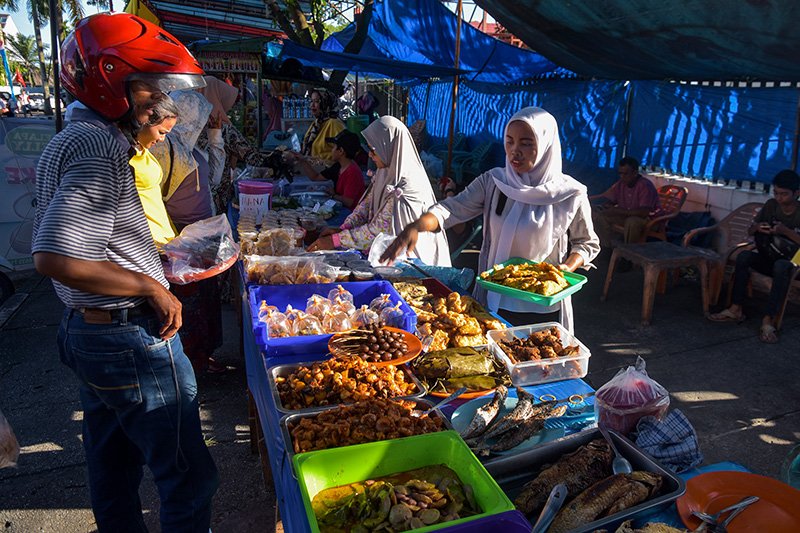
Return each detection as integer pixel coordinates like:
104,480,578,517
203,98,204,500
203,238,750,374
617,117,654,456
708,308,745,323
759,324,779,344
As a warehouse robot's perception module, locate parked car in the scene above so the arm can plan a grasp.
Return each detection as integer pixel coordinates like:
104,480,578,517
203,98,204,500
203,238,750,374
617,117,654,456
25,88,64,113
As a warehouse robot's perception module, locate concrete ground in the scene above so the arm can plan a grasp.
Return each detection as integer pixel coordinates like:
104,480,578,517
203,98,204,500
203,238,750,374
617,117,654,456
1,251,799,532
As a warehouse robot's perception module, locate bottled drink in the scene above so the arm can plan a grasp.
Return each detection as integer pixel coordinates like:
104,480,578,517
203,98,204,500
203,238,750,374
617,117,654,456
780,443,800,489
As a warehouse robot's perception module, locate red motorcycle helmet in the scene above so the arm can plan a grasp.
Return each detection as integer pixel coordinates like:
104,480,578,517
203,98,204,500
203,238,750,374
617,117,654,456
60,13,206,121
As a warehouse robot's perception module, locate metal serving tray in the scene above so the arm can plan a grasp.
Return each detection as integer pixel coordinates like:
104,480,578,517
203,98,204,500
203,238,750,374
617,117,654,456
485,428,686,533
268,360,427,415
280,397,454,460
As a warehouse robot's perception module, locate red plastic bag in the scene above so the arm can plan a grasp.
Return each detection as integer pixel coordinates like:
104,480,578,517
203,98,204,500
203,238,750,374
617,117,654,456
161,215,240,285
594,357,670,436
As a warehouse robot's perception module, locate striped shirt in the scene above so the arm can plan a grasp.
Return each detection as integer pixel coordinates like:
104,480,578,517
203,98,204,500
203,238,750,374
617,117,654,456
32,110,168,309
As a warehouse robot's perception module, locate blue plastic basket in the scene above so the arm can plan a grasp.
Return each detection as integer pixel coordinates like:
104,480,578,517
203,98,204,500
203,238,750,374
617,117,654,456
249,280,417,359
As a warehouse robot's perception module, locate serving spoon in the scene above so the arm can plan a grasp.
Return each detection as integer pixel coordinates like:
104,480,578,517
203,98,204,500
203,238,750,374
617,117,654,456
599,426,633,474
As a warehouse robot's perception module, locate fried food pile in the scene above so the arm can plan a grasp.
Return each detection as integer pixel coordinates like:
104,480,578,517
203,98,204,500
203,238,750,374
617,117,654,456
393,282,505,350
497,326,581,364
274,358,418,411
480,262,569,296
288,398,444,453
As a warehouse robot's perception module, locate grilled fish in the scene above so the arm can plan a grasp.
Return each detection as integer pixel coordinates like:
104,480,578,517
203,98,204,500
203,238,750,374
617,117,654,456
548,471,663,533
476,403,567,456
459,385,508,440
480,388,536,439
514,439,612,516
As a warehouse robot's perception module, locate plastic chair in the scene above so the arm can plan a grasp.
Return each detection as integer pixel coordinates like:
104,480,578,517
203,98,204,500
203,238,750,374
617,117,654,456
613,184,689,243
682,202,762,305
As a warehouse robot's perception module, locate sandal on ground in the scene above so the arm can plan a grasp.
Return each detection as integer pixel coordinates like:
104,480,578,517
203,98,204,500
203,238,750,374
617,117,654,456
707,308,745,323
206,358,229,374
759,324,779,344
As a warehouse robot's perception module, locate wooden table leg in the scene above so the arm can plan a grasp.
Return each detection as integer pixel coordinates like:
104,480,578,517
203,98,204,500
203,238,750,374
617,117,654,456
641,264,660,326
602,249,620,302
697,259,710,317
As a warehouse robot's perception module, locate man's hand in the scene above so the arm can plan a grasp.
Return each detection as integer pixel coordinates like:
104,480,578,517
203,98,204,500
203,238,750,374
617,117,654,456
755,222,773,234
147,286,182,339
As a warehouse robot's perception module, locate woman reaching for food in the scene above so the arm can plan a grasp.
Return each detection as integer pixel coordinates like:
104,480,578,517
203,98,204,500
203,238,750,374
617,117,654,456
307,116,451,267
380,107,599,331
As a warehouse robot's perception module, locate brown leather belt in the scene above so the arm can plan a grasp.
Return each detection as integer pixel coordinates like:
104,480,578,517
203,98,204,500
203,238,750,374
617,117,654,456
76,304,153,324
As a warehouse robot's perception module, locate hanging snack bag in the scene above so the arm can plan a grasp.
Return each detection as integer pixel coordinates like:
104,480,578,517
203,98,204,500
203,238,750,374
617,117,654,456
322,310,354,333
262,309,292,338
352,305,380,329
379,303,405,329
369,293,394,313
327,284,354,305
594,356,670,436
292,313,325,336
305,295,333,319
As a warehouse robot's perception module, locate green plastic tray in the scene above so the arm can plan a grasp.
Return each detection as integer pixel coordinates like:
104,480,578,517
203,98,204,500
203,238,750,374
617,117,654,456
293,430,515,533
476,257,588,306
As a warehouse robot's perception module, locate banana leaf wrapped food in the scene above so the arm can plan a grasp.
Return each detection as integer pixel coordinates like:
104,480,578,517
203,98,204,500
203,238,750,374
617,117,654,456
413,347,511,394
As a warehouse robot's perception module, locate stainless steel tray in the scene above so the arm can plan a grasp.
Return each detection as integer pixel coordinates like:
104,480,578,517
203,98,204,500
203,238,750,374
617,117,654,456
485,428,686,533
268,360,427,414
280,397,454,460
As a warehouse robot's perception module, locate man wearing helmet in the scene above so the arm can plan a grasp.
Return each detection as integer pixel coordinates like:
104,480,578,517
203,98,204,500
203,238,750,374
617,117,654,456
32,14,218,532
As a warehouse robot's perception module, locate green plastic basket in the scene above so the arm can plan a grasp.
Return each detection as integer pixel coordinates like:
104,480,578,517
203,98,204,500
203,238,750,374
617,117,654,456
293,430,515,533
476,257,588,306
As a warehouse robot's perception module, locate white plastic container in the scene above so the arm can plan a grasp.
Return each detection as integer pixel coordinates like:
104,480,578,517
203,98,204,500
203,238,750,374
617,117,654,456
487,322,591,386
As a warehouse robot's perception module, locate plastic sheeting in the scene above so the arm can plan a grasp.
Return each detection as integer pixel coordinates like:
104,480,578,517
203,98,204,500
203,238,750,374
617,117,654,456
476,0,800,81
316,0,568,83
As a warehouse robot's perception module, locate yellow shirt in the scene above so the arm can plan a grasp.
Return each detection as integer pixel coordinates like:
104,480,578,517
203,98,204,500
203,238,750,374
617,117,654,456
311,118,346,161
131,147,176,246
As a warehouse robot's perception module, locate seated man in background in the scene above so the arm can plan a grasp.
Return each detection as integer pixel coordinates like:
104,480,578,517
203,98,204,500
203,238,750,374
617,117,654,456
591,157,660,245
709,169,800,344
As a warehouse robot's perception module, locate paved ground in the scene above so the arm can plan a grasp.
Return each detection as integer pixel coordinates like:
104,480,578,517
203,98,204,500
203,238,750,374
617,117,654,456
1,251,798,532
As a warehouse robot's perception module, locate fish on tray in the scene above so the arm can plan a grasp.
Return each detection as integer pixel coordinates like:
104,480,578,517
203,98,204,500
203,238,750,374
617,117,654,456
462,388,566,456
548,471,663,533
514,439,613,516
459,385,508,440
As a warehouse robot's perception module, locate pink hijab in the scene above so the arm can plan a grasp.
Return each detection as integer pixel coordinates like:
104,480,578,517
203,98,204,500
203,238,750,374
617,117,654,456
200,76,237,125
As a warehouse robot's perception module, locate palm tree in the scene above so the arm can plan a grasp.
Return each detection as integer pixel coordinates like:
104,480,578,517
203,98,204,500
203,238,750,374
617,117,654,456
5,33,42,85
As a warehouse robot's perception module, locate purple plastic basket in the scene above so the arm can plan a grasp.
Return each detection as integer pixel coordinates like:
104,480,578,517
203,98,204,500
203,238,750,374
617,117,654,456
249,280,417,359
437,510,531,532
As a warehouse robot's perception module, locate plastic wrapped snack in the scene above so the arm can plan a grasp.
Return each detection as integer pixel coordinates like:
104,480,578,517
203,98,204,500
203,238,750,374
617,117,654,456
352,305,380,329
333,299,356,316
305,295,333,319
369,293,394,313
322,310,354,333
262,309,292,338
327,284,354,305
258,300,278,320
594,357,670,436
379,303,405,329
162,214,240,284
254,228,304,256
292,313,325,336
244,255,336,285
283,305,304,329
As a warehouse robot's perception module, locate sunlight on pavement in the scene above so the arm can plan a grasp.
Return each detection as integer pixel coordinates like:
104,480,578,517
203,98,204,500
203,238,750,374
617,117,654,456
672,391,739,402
20,441,63,453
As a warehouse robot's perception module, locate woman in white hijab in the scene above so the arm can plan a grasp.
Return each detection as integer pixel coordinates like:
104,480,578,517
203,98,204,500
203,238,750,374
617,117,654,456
381,107,599,331
308,116,451,266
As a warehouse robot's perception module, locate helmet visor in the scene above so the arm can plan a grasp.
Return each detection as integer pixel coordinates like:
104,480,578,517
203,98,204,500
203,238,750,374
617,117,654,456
127,73,206,93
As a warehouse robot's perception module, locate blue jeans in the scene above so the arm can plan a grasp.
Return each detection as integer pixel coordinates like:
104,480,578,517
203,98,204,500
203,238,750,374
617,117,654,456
57,308,218,532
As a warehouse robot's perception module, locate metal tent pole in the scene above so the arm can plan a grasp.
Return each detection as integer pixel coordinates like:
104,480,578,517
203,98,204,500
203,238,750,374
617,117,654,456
48,0,62,131
445,0,463,179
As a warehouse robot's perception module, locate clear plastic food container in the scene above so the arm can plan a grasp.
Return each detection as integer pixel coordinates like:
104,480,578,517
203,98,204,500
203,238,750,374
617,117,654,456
487,322,591,386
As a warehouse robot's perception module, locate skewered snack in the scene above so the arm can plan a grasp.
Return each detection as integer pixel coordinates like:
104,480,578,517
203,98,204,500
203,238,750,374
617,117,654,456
330,324,409,363
480,261,569,295
287,398,445,453
274,358,418,410
497,326,581,363
393,282,505,349
311,465,480,532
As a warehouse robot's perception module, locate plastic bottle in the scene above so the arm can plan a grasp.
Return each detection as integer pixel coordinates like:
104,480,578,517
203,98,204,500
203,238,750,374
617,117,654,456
780,443,800,489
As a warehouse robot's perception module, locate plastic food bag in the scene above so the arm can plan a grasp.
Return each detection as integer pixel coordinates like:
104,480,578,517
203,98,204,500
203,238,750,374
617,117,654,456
162,215,240,284
368,232,406,266
292,313,325,336
594,357,670,436
380,303,405,329
369,294,394,313
261,309,292,338
333,299,356,316
0,408,20,469
258,300,278,320
254,228,304,256
323,310,353,333
244,255,336,285
352,305,380,329
305,295,333,319
283,305,304,329
327,285,354,305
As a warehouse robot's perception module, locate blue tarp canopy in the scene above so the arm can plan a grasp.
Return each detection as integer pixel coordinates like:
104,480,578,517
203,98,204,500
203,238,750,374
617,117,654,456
281,0,569,83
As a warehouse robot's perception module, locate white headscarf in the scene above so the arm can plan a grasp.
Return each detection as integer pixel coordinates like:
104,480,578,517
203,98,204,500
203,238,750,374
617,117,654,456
362,116,451,266
485,107,586,313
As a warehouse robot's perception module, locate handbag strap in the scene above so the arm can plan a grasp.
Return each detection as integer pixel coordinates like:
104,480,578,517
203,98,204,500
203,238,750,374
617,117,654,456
161,137,175,197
